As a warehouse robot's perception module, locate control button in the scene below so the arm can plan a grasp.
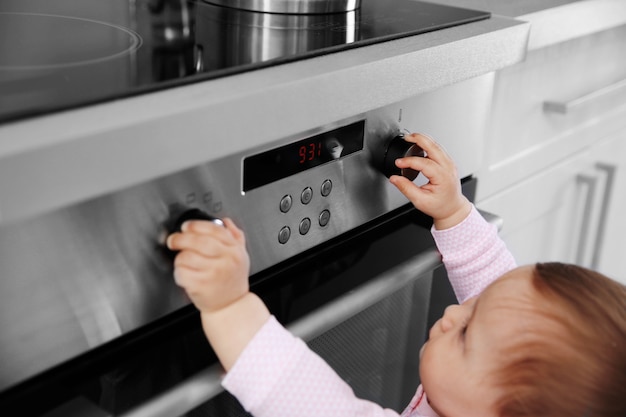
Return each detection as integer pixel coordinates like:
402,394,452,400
279,195,293,213
299,217,311,235
319,210,331,227
278,226,291,244
301,187,313,205
382,134,426,180
320,179,333,197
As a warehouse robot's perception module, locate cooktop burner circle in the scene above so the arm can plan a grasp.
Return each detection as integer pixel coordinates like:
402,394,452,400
0,12,142,70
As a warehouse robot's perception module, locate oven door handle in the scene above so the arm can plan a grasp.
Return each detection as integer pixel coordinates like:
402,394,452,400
118,250,443,417
289,249,442,341
119,210,503,417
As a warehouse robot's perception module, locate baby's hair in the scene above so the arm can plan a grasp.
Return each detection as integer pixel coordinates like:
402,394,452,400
493,263,626,417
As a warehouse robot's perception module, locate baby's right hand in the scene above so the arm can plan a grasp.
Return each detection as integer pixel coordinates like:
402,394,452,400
166,218,250,314
389,133,472,230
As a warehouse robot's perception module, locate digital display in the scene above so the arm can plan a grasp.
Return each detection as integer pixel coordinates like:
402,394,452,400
243,120,365,191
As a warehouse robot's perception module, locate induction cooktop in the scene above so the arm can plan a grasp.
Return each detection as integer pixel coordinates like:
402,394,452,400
0,0,489,123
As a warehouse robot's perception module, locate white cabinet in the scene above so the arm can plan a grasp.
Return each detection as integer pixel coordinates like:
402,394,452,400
476,23,626,284
478,129,626,285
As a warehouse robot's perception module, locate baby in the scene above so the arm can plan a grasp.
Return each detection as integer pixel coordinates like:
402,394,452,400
167,133,626,417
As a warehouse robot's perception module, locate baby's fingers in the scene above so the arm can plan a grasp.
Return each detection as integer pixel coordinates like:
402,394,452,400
167,231,224,258
173,249,214,271
394,154,439,181
222,218,246,246
389,174,429,203
403,133,454,170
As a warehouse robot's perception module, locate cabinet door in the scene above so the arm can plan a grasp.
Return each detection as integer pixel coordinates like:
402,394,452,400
477,150,592,266
478,131,626,285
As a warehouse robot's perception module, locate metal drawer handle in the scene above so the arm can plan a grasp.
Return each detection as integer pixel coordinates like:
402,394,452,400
591,163,617,269
575,174,598,266
543,78,626,114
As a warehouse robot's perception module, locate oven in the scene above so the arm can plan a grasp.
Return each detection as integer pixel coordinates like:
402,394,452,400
0,1,528,416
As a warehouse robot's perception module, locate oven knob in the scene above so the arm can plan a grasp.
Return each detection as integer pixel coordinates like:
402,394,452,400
173,208,224,232
382,135,426,181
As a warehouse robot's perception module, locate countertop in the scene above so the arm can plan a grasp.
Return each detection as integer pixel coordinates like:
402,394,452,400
430,0,626,50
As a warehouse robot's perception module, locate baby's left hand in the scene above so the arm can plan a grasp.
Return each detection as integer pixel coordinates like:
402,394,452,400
166,218,250,314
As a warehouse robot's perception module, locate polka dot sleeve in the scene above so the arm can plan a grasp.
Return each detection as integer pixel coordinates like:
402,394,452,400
223,316,402,417
431,205,517,303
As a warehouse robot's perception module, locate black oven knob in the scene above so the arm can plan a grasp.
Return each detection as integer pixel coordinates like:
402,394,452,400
382,135,426,180
173,208,224,232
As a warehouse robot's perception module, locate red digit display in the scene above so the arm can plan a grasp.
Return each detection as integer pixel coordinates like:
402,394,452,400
243,120,364,191
308,143,315,161
299,145,307,164
299,142,323,164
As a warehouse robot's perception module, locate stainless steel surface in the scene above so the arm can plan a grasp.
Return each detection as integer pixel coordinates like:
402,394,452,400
591,162,617,270
203,0,360,14
0,15,529,226
544,78,626,114
196,6,359,66
118,366,224,417
0,76,491,392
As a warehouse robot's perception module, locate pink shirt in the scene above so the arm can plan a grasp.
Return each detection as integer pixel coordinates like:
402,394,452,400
223,206,517,417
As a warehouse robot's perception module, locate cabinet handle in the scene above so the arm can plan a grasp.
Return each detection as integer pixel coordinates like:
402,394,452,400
543,78,626,114
575,175,598,266
591,163,617,270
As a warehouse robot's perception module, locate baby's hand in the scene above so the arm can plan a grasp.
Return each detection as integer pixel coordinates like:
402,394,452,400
389,133,472,230
166,218,250,314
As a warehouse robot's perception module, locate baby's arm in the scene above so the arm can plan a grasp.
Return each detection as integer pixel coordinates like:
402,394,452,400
390,134,516,302
430,206,517,302
166,218,270,371
167,219,403,417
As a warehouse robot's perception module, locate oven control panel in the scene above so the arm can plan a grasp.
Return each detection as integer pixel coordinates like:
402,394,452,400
163,113,431,275
161,82,486,275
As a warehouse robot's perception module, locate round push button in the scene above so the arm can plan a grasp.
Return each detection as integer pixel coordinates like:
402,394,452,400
278,226,291,244
319,210,331,227
279,195,293,213
299,218,311,235
301,187,313,205
320,179,332,197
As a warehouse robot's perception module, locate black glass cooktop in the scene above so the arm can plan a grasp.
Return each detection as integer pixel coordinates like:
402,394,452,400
0,0,489,123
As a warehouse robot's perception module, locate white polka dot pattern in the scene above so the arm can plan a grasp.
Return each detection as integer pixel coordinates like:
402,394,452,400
431,205,517,303
222,204,517,417
223,316,400,417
